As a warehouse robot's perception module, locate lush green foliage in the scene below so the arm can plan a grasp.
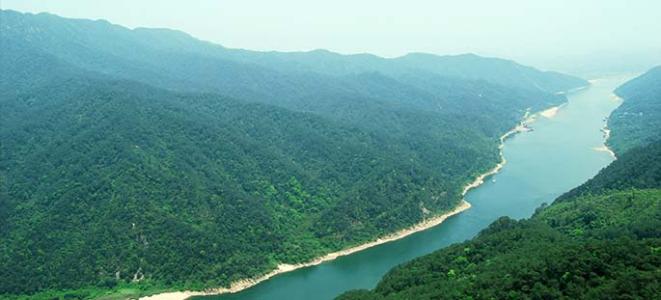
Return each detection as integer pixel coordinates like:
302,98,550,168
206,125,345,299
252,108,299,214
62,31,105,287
0,10,587,298
609,66,661,154
0,77,483,296
338,142,661,300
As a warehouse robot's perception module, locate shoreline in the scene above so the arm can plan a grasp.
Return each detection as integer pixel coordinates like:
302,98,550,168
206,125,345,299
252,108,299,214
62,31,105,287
539,102,569,119
461,109,538,197
593,125,616,158
140,203,473,300
592,94,622,159
555,84,589,95
593,94,620,159
140,107,550,300
540,106,559,118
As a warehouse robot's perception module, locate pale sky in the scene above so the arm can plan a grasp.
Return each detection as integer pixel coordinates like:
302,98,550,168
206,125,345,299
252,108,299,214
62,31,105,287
2,0,660,74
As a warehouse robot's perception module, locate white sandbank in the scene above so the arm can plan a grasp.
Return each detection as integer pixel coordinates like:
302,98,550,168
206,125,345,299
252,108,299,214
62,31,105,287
592,145,616,158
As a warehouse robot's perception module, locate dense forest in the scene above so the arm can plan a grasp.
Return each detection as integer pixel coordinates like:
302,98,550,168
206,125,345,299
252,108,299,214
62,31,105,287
608,66,661,154
337,71,661,300
0,10,587,299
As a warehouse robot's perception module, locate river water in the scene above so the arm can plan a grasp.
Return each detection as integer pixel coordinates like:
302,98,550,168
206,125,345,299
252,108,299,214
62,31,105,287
198,75,627,300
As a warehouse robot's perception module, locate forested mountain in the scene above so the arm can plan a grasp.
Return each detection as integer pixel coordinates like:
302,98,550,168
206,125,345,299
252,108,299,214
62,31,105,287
2,76,481,295
0,10,587,299
337,76,661,300
609,66,661,154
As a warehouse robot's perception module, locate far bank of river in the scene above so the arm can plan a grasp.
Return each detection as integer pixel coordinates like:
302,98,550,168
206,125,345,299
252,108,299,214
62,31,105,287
187,75,627,300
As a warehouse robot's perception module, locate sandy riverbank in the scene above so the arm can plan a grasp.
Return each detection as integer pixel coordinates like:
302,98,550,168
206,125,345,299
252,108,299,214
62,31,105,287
540,106,560,118
556,85,589,95
591,94,621,159
592,145,616,158
141,109,545,300
540,106,559,118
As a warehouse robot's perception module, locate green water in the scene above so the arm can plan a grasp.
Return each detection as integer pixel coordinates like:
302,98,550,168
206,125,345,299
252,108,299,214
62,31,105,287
198,75,627,300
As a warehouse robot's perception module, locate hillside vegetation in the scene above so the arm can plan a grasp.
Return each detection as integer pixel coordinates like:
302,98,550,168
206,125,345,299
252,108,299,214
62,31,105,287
609,66,661,154
0,10,587,299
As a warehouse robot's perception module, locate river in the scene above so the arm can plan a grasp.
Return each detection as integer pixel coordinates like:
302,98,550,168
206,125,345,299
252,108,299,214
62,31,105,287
196,75,628,300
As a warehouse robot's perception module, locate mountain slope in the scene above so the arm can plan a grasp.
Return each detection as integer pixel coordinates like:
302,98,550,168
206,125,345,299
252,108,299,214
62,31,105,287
608,66,661,154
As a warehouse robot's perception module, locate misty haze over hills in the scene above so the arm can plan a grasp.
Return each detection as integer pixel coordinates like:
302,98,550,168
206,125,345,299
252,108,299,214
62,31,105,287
3,0,660,76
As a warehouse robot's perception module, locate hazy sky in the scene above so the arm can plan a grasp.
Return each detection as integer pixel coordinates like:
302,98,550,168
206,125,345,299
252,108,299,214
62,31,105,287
3,0,660,73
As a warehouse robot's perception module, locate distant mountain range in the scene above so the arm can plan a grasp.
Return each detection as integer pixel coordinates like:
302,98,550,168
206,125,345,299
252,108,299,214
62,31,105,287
0,10,588,299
